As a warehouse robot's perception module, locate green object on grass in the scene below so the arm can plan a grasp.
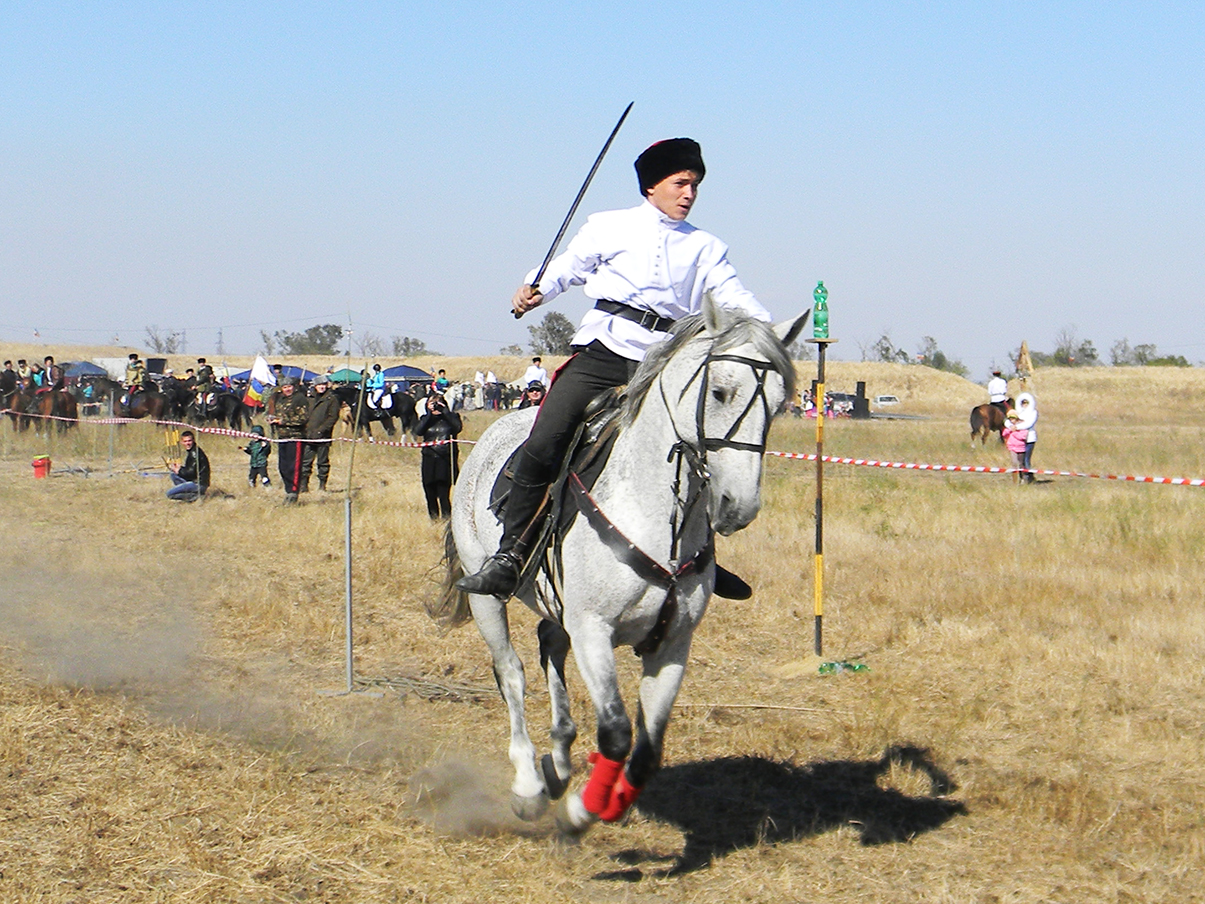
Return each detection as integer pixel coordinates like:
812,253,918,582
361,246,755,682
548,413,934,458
819,660,868,675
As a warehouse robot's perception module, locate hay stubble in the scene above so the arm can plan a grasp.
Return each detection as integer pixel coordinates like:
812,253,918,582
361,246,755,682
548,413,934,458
2,363,1204,901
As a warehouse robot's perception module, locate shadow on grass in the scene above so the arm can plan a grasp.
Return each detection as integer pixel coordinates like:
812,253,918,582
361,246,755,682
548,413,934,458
597,744,966,881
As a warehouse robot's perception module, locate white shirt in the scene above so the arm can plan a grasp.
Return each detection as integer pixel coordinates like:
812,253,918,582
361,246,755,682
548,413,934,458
987,376,1008,402
523,363,549,387
1014,393,1038,440
526,201,771,361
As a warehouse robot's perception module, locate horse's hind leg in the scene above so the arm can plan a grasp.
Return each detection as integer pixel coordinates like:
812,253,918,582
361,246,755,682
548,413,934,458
537,619,576,801
468,593,549,820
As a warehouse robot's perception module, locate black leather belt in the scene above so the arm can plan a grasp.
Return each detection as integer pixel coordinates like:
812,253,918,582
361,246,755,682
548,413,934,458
594,299,676,333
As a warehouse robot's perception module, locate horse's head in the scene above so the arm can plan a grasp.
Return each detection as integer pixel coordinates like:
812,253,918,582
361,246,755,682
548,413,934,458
627,294,808,536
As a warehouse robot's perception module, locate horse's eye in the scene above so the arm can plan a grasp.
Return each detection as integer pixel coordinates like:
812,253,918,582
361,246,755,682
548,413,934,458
712,387,731,404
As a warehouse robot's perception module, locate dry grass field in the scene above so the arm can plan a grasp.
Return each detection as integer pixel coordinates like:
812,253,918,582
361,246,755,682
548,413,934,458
2,360,1204,902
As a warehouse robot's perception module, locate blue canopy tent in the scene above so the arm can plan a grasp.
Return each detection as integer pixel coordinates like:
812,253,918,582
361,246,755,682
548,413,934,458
229,365,322,383
63,361,110,378
381,364,432,385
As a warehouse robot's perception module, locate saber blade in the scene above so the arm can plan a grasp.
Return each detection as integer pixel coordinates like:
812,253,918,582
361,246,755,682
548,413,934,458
515,101,633,319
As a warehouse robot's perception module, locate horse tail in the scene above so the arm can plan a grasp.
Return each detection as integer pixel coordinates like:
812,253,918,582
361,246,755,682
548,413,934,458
428,523,473,627
969,407,984,443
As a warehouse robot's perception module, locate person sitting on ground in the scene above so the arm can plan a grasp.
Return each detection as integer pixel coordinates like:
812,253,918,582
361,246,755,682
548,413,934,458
167,430,210,502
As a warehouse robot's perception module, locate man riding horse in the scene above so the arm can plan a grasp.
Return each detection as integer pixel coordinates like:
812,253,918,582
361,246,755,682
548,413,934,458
987,369,1009,416
457,137,772,604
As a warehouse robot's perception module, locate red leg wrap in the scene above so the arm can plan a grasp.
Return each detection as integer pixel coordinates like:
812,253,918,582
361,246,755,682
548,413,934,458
580,752,625,817
598,770,643,823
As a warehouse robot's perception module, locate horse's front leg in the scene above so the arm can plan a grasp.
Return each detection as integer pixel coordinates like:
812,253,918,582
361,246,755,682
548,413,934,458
618,630,692,819
467,593,549,820
559,623,632,835
537,619,576,801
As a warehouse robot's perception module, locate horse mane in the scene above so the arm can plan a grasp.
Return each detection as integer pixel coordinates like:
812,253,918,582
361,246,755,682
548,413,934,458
620,311,796,427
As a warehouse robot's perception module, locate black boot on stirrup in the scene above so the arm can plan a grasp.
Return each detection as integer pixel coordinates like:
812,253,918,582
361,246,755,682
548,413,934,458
713,565,752,600
459,454,550,598
457,551,524,597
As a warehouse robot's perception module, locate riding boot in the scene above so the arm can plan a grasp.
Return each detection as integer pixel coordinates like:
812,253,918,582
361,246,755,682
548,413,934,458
319,478,327,491
456,474,549,597
714,565,753,600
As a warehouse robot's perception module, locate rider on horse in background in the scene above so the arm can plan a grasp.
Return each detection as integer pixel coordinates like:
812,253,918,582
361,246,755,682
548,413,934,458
987,369,1009,416
194,357,216,417
124,353,147,402
457,137,773,602
40,356,65,391
366,363,386,408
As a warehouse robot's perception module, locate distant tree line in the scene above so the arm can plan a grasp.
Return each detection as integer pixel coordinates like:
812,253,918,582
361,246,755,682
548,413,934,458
1020,326,1189,368
142,317,1191,370
858,332,969,377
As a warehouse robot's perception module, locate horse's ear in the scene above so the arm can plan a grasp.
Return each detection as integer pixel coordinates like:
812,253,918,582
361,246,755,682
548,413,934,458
702,290,727,336
774,310,811,348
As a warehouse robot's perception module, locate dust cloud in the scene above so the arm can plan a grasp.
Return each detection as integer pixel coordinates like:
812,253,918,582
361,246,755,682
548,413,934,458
1,545,521,836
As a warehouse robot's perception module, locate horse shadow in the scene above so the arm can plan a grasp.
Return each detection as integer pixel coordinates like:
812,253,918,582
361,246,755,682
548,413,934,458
596,745,966,880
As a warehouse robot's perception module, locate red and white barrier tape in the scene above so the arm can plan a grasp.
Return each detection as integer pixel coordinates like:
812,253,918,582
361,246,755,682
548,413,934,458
7,408,1202,486
1,410,473,450
766,450,1205,487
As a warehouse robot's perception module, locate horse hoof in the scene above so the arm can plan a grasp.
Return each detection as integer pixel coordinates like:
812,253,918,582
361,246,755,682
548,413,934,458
554,793,595,838
541,754,569,801
510,790,549,822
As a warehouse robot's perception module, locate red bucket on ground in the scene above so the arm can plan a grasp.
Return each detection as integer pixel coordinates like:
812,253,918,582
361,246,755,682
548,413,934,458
32,456,51,478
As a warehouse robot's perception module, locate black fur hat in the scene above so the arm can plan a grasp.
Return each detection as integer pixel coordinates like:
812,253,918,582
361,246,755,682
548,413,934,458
634,138,705,195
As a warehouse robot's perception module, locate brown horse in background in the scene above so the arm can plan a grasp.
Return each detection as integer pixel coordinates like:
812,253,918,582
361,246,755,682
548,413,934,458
970,398,1012,446
31,390,79,433
3,379,36,430
117,387,170,422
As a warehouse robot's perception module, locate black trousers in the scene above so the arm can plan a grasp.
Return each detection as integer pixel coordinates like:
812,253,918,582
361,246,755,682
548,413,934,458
278,439,304,494
421,452,458,519
512,341,638,485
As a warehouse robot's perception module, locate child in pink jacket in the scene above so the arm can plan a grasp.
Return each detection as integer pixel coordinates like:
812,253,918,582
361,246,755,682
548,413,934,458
1001,410,1028,480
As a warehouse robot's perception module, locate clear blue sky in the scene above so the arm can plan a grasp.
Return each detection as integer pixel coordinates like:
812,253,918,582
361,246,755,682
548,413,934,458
2,2,1202,375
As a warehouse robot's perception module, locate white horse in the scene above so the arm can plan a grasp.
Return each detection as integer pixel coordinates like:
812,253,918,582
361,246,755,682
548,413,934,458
439,298,808,834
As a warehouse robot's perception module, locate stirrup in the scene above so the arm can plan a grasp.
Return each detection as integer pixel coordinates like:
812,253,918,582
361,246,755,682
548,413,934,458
456,552,523,597
714,565,752,601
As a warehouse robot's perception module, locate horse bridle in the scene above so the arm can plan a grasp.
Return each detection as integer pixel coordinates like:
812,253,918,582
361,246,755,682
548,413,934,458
660,347,780,476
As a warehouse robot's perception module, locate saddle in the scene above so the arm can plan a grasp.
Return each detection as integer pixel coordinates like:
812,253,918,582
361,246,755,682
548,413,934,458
488,389,625,621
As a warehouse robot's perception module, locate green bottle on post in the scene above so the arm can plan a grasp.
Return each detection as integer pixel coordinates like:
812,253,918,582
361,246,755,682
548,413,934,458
812,281,829,339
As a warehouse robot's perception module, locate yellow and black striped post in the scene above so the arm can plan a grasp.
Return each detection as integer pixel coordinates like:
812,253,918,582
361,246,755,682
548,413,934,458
808,281,834,655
